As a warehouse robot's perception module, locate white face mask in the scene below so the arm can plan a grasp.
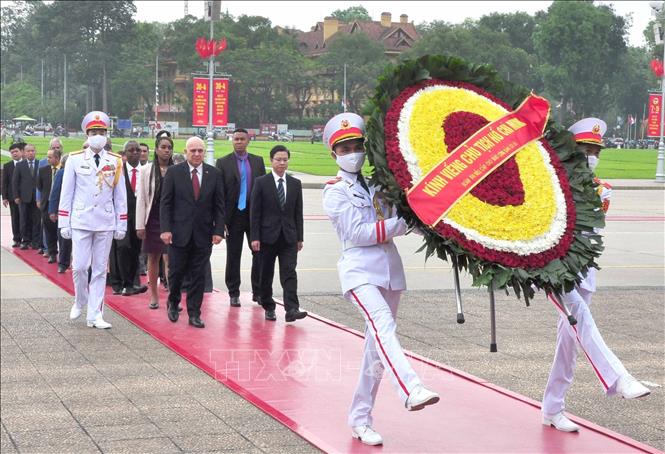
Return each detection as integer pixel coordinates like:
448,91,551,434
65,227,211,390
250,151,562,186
88,134,107,151
335,152,365,173
587,155,599,172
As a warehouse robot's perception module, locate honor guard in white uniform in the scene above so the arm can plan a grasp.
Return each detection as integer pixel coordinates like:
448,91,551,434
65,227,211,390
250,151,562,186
542,118,650,432
322,113,439,446
58,111,127,329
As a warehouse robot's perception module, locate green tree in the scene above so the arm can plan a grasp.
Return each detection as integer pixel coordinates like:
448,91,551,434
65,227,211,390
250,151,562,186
407,20,541,90
0,81,41,119
318,33,387,113
534,1,628,119
331,6,371,23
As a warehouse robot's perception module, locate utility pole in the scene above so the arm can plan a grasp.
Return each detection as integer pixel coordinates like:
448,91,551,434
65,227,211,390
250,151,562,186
155,53,159,136
40,59,44,126
205,1,221,165
343,63,347,112
63,54,67,131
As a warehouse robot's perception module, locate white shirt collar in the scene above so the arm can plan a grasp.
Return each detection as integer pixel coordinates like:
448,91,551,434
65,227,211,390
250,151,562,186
125,161,140,173
187,162,203,173
271,171,286,184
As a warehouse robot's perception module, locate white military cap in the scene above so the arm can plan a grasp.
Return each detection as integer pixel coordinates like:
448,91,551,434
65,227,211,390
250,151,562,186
81,111,110,132
323,112,365,149
568,117,607,147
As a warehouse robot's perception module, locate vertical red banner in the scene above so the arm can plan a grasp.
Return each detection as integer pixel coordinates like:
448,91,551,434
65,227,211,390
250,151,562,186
192,77,209,126
647,93,662,138
212,78,229,126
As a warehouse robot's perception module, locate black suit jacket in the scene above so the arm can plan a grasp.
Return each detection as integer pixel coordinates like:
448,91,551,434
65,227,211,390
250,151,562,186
2,160,16,201
117,164,140,247
160,162,225,248
215,152,266,224
250,173,303,245
11,159,37,203
36,165,54,213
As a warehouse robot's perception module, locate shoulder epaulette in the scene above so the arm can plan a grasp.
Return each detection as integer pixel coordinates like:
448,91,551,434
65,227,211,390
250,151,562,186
326,176,342,185
108,151,121,158
70,150,84,155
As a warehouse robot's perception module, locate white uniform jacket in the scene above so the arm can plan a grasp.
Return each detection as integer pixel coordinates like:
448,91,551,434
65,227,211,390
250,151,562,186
58,149,128,232
579,178,612,293
323,169,407,294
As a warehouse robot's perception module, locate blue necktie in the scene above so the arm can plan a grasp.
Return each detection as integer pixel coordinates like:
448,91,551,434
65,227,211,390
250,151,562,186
238,159,247,211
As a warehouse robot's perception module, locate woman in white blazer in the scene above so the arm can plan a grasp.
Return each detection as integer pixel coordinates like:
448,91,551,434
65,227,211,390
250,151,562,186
136,133,174,308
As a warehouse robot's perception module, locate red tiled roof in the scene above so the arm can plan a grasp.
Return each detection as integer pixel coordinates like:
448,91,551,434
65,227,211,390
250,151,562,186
296,18,420,57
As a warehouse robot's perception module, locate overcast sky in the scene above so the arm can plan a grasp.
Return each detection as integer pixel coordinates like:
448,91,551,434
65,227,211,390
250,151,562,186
134,1,653,47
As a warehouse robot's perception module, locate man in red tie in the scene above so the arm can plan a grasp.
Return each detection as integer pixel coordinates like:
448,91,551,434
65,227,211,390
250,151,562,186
160,136,225,328
114,140,148,296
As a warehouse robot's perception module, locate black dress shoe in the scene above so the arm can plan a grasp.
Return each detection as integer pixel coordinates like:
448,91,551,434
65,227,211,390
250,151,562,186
265,310,277,321
188,316,205,328
230,296,241,307
57,265,66,273
12,242,19,248
121,287,136,296
285,310,308,322
48,255,57,264
168,307,179,322
112,287,123,295
20,244,28,250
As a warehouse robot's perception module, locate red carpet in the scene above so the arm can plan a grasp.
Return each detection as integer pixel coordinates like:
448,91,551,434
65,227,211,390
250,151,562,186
2,216,659,453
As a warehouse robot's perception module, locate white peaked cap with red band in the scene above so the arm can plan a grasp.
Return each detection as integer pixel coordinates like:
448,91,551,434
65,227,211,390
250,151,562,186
81,111,110,133
568,117,607,147
323,112,365,150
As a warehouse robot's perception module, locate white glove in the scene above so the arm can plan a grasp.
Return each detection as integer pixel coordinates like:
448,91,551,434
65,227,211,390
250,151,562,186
60,228,72,240
113,230,126,240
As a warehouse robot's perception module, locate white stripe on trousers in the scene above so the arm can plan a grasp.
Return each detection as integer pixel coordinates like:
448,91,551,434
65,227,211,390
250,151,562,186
71,229,114,322
346,284,421,427
542,287,628,416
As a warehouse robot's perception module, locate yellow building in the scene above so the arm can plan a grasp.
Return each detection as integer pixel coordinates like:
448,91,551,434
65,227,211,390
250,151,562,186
294,12,421,112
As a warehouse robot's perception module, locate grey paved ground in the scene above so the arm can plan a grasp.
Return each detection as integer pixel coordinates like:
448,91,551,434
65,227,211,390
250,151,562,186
1,247,663,453
302,287,665,451
1,183,663,453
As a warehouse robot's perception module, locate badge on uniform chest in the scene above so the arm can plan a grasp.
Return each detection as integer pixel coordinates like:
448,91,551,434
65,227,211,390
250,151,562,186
96,163,116,190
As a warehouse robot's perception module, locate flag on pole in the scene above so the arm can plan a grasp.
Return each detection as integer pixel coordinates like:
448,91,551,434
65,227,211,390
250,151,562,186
628,115,636,125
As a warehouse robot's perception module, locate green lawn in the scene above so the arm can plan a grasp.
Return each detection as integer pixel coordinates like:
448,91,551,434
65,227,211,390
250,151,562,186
1,137,660,179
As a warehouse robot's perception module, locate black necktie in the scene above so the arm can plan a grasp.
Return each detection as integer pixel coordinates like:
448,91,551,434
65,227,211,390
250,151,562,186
357,174,369,194
277,178,286,209
28,160,34,176
94,153,100,167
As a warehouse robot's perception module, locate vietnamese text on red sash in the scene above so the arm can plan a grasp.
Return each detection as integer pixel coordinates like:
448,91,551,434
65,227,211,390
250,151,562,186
406,94,550,227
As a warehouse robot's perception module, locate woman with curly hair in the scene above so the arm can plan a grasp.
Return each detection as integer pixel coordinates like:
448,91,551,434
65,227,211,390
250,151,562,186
136,132,174,309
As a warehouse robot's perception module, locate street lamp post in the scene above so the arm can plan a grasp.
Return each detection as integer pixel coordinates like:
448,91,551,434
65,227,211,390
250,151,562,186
653,1,665,182
205,1,217,166
657,39,665,182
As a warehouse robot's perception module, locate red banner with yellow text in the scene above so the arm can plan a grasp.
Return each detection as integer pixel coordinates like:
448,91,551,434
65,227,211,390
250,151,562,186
647,93,662,138
406,94,551,226
192,77,209,127
212,78,229,126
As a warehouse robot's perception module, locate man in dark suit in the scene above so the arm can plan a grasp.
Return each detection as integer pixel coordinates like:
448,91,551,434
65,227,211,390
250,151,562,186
115,141,147,296
2,142,24,247
12,143,41,250
36,148,61,263
160,136,225,328
216,128,266,307
250,145,307,323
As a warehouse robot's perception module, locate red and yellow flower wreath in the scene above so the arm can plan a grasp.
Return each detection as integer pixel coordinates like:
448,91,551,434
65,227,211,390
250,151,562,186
365,56,605,299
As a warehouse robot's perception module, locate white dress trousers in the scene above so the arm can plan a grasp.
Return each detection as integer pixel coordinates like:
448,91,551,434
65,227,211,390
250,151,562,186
71,229,114,321
542,269,628,416
323,170,421,427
